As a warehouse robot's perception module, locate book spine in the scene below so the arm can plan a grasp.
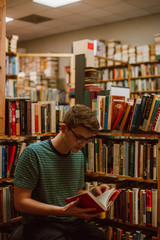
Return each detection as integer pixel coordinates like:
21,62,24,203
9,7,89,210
26,100,31,135
20,100,27,135
11,101,16,135
146,190,152,227
15,100,20,136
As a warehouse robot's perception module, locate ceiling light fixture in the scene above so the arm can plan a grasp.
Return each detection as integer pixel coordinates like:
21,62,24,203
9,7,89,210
6,17,14,23
33,0,81,8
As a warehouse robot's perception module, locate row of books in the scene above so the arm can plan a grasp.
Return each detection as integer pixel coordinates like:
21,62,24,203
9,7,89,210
104,80,129,90
18,56,58,78
105,225,157,240
5,79,17,98
130,63,160,77
93,93,160,133
6,35,19,53
96,62,160,82
0,141,27,179
86,182,158,238
107,40,156,66
5,97,69,136
5,83,69,105
112,188,158,228
0,185,21,223
85,139,158,180
130,78,160,92
6,55,18,76
102,67,128,80
0,232,10,240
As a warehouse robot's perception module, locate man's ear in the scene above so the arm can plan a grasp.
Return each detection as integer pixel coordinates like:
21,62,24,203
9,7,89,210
61,123,66,133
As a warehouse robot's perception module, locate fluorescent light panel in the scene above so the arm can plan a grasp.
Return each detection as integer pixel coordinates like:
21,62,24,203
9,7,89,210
6,17,14,22
33,0,81,8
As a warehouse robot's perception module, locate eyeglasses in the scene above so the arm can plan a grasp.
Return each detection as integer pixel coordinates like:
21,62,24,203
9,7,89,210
68,127,95,143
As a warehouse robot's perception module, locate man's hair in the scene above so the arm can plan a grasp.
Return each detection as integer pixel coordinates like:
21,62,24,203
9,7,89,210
63,104,99,133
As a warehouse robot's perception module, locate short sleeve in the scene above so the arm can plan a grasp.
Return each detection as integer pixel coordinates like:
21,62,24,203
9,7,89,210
14,146,39,190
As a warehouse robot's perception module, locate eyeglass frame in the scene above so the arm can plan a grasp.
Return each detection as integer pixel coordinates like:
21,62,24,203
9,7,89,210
68,126,95,143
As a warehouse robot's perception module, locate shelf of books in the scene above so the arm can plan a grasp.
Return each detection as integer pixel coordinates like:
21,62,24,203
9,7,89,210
83,85,160,239
16,53,74,105
130,60,160,97
87,55,130,90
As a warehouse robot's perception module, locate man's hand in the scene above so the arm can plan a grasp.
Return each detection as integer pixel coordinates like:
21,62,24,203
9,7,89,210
63,198,99,220
91,184,110,196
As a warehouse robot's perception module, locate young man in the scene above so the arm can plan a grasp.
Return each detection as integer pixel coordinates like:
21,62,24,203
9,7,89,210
14,104,109,240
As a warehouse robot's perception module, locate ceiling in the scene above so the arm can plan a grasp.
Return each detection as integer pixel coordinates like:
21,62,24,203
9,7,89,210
6,0,160,43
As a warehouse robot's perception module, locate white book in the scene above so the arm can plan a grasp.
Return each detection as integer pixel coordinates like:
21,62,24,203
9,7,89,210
132,188,139,224
88,142,95,172
113,143,120,175
139,189,145,225
152,189,157,228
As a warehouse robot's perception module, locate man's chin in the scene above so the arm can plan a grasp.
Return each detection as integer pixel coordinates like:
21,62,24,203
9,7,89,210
72,146,81,152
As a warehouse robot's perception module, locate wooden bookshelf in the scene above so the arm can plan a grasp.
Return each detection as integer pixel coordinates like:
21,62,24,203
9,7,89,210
85,130,160,238
0,0,6,135
77,53,160,237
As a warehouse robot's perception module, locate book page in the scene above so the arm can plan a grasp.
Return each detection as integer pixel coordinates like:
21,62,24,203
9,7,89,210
96,188,115,208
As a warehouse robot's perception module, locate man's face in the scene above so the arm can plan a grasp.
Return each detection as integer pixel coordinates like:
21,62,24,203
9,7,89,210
64,125,95,153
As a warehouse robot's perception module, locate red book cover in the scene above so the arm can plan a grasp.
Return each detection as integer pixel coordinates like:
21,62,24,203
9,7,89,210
34,103,39,133
127,98,137,131
146,190,152,226
11,101,16,135
112,102,128,130
15,100,20,136
65,189,121,214
7,145,17,178
110,96,126,129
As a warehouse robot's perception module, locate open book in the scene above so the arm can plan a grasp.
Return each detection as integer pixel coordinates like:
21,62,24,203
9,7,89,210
65,188,121,214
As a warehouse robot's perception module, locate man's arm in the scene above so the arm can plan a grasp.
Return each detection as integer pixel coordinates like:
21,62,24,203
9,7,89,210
14,185,99,220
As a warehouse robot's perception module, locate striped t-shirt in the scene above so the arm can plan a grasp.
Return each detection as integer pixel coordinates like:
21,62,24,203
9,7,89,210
14,139,85,224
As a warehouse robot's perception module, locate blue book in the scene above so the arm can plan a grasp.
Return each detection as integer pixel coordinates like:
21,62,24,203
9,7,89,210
104,95,109,130
130,99,142,131
2,146,6,178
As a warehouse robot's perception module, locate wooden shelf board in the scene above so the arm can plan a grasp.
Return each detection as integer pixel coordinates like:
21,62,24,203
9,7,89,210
85,172,157,183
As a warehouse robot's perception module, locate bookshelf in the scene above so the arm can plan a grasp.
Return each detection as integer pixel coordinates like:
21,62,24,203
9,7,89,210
85,131,160,239
78,54,160,99
16,53,74,105
130,60,160,97
75,54,160,238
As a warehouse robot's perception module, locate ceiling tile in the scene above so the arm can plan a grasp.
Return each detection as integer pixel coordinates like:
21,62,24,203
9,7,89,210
38,8,71,19
6,7,29,19
59,1,95,13
6,0,27,8
127,0,160,8
10,1,50,14
145,4,160,14
80,8,111,18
